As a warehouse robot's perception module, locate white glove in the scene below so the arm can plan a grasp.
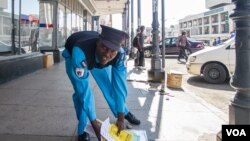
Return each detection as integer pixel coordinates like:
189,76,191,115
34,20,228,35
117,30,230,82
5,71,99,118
75,68,85,78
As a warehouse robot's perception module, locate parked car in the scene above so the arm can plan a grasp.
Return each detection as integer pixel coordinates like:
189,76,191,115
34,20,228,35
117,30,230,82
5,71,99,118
186,38,235,84
0,41,12,53
0,40,26,54
143,37,204,58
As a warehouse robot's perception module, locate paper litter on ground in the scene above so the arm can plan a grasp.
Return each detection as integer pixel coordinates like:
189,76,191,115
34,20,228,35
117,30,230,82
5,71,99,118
85,117,148,141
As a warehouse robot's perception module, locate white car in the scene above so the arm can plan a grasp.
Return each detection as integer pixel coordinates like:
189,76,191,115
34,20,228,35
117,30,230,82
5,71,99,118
0,41,11,52
186,38,235,84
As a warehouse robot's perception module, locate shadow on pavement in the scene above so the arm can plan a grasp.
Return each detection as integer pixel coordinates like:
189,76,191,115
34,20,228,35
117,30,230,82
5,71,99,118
187,76,235,91
127,67,144,75
126,81,162,139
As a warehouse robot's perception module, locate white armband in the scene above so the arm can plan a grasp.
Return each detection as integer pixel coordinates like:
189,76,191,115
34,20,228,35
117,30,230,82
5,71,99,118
75,68,85,78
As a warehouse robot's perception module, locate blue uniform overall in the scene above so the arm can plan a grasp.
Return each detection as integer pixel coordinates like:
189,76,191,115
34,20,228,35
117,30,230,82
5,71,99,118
62,31,129,135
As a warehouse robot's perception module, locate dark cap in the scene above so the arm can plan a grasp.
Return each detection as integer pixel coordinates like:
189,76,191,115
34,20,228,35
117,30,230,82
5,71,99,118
100,25,129,51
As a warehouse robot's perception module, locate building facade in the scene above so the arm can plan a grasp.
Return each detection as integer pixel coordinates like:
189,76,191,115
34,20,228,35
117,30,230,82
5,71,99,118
0,0,128,55
0,0,128,85
0,0,95,54
179,0,234,45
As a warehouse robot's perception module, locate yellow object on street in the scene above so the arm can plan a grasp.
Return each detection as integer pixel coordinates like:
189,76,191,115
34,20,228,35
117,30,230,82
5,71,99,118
43,54,54,68
109,124,133,141
167,70,183,89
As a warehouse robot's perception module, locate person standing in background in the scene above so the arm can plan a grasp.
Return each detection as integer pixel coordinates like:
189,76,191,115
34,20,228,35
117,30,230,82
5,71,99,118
213,38,217,46
136,25,145,67
216,37,222,45
230,30,236,38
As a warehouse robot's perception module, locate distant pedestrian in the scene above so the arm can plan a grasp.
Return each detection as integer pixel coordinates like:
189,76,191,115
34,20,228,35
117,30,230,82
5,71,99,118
212,38,217,46
216,37,222,45
230,31,236,38
134,26,145,67
132,29,140,61
176,31,190,62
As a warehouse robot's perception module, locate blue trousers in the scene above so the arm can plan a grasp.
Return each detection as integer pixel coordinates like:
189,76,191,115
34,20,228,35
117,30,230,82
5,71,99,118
63,49,129,135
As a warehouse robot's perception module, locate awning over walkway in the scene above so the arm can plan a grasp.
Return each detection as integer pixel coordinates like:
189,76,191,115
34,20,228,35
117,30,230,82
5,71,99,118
20,14,39,23
29,15,39,23
21,14,29,21
79,0,128,16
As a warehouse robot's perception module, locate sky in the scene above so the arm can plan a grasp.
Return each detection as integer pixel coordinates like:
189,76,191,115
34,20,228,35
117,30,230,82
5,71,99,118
5,0,39,15
113,0,208,29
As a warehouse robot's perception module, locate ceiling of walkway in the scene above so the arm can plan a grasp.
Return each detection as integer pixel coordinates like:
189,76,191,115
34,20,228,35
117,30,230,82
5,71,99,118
80,0,128,16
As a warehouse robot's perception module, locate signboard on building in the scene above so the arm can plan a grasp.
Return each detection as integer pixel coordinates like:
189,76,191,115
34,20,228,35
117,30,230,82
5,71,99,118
204,7,224,16
206,0,231,9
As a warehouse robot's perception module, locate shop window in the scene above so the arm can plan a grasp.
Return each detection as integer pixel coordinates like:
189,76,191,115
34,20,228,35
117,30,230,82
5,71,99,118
198,18,202,25
212,25,218,34
221,12,228,22
19,0,39,53
203,17,210,25
79,16,83,31
183,23,187,28
0,0,39,55
193,20,197,26
39,2,53,49
199,27,202,35
212,15,218,23
3,27,11,35
188,21,192,27
58,4,66,48
204,26,209,34
72,13,78,33
3,17,11,25
179,23,183,28
66,8,72,37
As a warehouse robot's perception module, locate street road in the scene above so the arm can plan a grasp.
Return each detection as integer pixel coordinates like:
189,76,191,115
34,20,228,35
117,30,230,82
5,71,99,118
144,56,235,122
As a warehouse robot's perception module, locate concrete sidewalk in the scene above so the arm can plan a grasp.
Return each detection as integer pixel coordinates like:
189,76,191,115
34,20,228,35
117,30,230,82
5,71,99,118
0,59,226,141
